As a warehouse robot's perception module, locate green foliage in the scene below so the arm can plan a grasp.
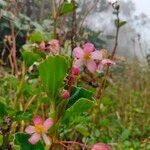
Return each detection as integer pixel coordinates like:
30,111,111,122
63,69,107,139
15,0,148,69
0,135,3,146
0,0,149,149
62,98,95,123
0,98,7,117
75,124,89,137
14,133,44,150
14,14,31,31
29,32,45,43
115,20,127,28
122,129,130,141
13,111,33,121
38,55,68,98
66,86,94,109
59,2,77,16
21,43,46,67
21,51,41,67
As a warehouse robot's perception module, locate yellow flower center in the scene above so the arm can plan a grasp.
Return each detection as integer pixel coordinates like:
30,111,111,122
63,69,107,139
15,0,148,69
83,53,91,60
35,124,45,134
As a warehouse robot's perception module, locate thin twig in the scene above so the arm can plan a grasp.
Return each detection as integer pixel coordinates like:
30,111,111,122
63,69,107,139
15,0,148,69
24,95,37,111
95,5,120,100
78,0,99,31
71,0,77,56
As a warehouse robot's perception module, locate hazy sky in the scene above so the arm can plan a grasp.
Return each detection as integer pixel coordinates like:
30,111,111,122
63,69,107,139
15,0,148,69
130,0,150,17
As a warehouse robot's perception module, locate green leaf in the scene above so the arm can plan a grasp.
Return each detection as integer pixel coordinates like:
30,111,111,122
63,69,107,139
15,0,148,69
39,97,49,103
14,111,32,121
38,55,68,98
102,97,113,106
14,133,44,150
59,2,77,16
13,145,21,150
31,22,44,32
100,119,110,127
122,129,130,141
29,32,45,43
66,86,94,109
75,124,89,137
62,98,95,123
115,20,127,28
0,99,7,117
22,51,41,67
0,134,3,146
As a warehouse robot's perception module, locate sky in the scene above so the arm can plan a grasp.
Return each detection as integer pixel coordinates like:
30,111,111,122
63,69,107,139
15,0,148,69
121,0,150,57
129,0,150,17
132,0,150,40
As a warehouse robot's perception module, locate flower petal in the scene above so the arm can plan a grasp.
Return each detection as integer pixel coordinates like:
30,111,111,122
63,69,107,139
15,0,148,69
42,134,51,145
101,59,114,65
28,133,41,145
91,50,103,60
86,60,97,73
73,47,84,59
73,59,84,68
97,63,104,72
25,125,35,134
33,116,43,125
43,118,53,130
83,43,95,53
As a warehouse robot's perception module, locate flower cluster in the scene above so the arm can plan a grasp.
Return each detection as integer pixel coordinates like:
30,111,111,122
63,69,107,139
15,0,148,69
38,39,60,54
25,116,53,145
73,43,114,73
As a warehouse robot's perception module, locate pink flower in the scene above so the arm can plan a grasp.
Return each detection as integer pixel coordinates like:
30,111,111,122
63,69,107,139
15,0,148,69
101,59,114,65
61,90,70,99
97,59,115,72
38,42,45,51
47,39,60,54
73,43,102,73
91,142,111,150
25,116,53,145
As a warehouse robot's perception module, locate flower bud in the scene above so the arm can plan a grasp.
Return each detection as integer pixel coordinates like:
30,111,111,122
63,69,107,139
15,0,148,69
61,90,70,99
71,67,80,76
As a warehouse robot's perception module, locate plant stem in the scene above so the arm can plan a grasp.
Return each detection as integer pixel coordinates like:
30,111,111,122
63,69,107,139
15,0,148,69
51,0,57,38
93,5,120,124
71,0,77,57
24,95,37,111
95,7,120,101
13,61,26,109
40,0,45,22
